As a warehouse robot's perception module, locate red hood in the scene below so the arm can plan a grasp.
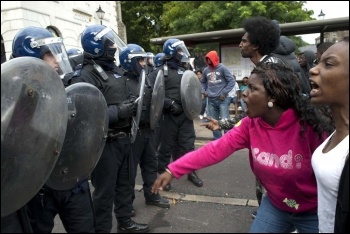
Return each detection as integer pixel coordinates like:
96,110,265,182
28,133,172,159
205,50,219,68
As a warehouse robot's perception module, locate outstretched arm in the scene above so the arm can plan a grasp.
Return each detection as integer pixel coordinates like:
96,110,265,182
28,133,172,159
151,169,174,194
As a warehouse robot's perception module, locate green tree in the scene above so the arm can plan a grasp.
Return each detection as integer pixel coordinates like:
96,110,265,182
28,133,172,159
121,1,314,51
121,1,167,52
161,1,314,34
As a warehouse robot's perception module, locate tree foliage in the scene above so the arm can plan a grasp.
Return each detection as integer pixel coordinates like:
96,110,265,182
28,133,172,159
121,1,314,52
121,1,167,52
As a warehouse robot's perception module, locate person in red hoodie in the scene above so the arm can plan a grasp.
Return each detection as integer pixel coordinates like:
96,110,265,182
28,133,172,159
201,50,236,140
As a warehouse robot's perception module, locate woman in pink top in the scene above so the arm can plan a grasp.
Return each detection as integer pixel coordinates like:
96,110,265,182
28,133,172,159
152,63,334,233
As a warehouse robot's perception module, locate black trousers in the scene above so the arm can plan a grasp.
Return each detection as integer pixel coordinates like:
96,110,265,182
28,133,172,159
1,206,32,233
131,127,161,202
157,112,196,174
26,182,94,233
91,136,135,232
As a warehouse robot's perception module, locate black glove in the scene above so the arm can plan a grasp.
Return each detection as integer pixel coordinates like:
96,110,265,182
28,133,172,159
123,95,137,105
170,101,183,115
163,98,173,109
118,102,138,119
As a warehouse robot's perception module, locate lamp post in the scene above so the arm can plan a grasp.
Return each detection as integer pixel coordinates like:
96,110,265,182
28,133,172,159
318,10,326,43
318,10,325,20
96,5,105,25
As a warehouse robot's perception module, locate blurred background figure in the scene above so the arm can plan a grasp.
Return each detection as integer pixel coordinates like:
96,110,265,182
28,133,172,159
238,77,248,115
298,50,316,83
314,42,334,65
196,69,207,120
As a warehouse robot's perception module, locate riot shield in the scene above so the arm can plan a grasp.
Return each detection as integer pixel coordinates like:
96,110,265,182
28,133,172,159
180,70,202,120
150,70,165,130
1,57,68,217
45,83,108,190
130,69,145,143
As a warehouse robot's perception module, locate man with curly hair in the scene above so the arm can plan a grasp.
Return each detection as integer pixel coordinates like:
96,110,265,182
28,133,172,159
239,16,288,219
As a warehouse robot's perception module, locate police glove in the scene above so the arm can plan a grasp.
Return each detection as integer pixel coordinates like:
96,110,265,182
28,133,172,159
123,95,137,105
118,102,138,119
163,98,173,110
170,101,183,115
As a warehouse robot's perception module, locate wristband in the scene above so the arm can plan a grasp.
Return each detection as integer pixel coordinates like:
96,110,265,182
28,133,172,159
165,168,174,177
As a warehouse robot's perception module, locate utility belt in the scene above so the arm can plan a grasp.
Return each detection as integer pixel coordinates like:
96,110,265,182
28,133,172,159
107,127,130,140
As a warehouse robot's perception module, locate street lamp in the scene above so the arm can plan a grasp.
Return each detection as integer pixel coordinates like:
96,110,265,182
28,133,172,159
318,10,325,20
96,5,105,25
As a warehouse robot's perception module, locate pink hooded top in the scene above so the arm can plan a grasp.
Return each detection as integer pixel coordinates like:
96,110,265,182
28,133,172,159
168,109,326,213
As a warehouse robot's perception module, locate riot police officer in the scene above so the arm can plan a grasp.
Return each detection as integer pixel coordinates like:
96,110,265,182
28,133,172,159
3,26,95,233
70,25,149,233
145,52,155,76
148,39,203,191
119,44,170,211
153,52,165,68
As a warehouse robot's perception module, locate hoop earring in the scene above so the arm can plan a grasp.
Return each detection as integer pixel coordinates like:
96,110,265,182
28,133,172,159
268,101,273,108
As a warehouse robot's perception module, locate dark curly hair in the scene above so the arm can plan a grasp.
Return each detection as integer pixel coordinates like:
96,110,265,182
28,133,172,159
242,16,280,56
251,62,334,138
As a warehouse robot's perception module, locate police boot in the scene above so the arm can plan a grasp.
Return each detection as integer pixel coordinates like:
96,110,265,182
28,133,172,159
117,218,149,233
187,171,203,187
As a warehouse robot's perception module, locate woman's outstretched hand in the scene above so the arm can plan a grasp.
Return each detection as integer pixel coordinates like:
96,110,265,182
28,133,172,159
200,117,220,131
151,171,174,194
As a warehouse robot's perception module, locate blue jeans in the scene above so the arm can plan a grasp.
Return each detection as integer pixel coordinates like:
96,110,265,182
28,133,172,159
250,196,318,233
200,97,207,115
207,97,230,139
240,98,246,112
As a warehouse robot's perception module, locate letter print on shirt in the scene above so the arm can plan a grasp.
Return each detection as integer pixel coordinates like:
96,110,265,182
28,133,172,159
252,148,304,170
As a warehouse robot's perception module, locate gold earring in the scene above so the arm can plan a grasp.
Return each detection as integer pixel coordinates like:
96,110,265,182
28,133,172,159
268,101,273,108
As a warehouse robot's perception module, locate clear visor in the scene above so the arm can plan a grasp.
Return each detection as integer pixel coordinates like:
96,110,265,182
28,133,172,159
174,41,190,62
146,52,154,65
127,52,153,61
95,27,127,66
31,37,73,76
95,27,127,51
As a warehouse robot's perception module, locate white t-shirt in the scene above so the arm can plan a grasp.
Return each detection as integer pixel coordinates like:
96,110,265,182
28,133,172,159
311,131,349,233
228,82,239,98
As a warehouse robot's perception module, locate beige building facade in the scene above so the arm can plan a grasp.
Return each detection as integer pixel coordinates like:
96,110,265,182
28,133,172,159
1,1,126,63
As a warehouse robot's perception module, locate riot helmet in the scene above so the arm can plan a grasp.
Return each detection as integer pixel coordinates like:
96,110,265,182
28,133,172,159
81,25,127,65
154,52,165,67
67,48,83,71
146,52,155,66
12,26,73,76
67,48,82,57
119,44,152,77
163,38,190,63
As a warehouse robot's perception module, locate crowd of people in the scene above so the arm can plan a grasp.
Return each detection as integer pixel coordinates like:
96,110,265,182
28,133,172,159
1,15,348,233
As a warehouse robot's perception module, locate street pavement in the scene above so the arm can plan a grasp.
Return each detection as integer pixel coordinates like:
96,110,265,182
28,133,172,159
53,116,258,233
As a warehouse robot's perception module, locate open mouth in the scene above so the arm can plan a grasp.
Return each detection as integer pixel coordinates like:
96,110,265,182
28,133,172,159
309,80,320,97
310,81,319,89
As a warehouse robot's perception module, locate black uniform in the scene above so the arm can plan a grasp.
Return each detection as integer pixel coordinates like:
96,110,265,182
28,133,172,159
71,57,136,233
148,60,196,174
1,207,32,233
124,72,169,206
26,61,95,233
26,182,94,233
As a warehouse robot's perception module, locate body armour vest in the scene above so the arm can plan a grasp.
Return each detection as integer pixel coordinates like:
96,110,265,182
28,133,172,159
73,63,131,128
162,64,185,105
